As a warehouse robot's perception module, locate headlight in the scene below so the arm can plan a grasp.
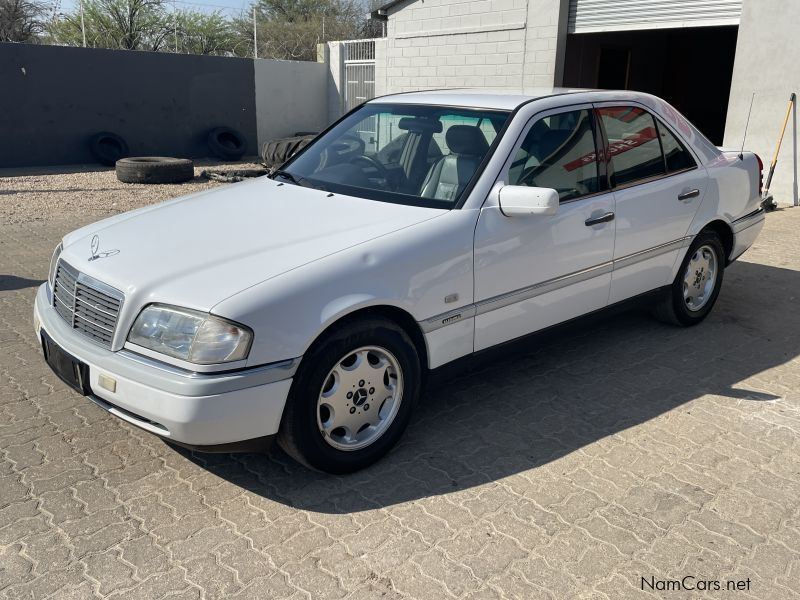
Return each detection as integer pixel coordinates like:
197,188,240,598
48,242,63,288
128,304,252,365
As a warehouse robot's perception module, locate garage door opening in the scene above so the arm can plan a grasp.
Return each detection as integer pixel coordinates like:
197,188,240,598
562,26,738,144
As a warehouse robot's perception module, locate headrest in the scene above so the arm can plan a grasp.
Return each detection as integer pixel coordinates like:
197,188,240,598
398,117,443,133
445,125,490,156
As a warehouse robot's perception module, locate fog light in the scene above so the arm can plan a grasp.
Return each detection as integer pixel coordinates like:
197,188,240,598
98,374,117,393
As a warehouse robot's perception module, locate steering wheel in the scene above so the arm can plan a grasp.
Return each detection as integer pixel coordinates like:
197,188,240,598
330,134,365,157
351,154,390,183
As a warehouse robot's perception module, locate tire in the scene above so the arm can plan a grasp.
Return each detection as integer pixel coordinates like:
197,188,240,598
278,317,422,473
260,135,315,169
653,230,725,326
207,127,247,161
90,132,129,166
115,157,194,184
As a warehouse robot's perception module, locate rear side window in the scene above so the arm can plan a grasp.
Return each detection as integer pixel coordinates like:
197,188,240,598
508,109,599,201
658,120,696,172
598,106,665,187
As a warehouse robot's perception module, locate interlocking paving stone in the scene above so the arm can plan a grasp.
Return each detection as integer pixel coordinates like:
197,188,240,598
1,207,800,599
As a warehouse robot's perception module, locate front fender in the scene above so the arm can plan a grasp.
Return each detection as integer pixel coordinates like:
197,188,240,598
212,209,479,367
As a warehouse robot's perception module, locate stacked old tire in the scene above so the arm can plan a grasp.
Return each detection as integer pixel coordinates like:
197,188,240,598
261,133,316,169
207,127,247,161
116,157,194,184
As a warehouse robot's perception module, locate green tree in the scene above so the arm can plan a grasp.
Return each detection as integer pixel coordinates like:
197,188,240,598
48,0,170,50
173,10,234,55
49,0,236,55
233,0,371,62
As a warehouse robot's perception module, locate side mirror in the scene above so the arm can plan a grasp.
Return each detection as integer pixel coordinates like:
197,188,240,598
498,185,559,217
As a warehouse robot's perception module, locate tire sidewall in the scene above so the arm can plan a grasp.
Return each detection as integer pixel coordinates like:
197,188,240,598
115,157,194,184
671,232,725,325
208,128,246,161
281,320,421,473
91,132,129,166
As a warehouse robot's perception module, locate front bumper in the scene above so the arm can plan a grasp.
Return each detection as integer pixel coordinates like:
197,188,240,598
34,283,295,449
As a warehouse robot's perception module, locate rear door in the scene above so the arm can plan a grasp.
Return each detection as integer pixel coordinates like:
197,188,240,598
595,104,707,303
473,105,616,351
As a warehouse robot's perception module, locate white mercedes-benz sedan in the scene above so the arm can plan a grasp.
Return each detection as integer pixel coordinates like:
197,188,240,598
35,89,765,472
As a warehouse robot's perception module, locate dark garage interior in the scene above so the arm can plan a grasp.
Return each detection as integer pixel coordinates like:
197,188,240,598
563,26,738,144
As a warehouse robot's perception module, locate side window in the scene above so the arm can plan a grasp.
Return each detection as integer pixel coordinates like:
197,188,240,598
657,119,696,172
507,109,599,201
598,106,665,187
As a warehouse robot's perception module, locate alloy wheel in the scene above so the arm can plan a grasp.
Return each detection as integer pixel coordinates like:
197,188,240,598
316,346,404,451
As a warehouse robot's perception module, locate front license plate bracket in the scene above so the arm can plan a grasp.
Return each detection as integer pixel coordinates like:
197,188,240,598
41,331,91,395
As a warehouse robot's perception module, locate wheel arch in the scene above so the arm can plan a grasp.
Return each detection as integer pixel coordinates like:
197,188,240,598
699,219,734,264
307,304,430,372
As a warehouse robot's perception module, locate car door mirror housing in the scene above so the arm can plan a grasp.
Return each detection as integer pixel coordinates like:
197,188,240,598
498,185,559,217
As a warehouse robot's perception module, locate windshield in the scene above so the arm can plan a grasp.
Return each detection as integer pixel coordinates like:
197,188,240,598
275,103,511,208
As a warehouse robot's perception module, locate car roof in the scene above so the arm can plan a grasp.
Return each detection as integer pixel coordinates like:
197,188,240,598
369,88,664,111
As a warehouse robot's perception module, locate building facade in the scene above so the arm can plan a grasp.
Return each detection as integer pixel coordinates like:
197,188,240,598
323,0,799,206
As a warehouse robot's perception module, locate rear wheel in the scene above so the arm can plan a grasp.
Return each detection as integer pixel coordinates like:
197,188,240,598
278,317,421,473
653,230,725,326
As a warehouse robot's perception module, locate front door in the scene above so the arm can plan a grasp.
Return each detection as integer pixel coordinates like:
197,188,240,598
595,104,707,304
473,106,616,351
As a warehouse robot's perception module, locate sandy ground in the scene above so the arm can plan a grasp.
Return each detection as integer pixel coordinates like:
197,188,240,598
0,160,264,225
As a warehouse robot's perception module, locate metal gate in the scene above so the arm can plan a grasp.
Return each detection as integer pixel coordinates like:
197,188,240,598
343,40,376,111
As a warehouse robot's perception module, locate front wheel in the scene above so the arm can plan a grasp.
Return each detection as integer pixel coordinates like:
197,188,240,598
277,317,422,473
653,231,725,326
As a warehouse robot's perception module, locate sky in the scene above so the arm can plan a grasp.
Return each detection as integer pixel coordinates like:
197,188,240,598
57,0,253,17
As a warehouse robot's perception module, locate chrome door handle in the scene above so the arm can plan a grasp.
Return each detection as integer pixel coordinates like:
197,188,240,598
585,212,615,226
678,189,700,201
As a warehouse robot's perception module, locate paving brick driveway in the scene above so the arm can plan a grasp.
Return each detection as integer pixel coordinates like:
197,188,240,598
1,210,800,599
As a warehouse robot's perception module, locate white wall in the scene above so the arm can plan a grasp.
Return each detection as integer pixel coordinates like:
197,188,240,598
254,59,328,149
724,0,799,206
379,0,565,93
320,42,346,124
375,38,389,98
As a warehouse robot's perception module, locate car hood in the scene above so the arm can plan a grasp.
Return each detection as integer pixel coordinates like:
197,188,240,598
60,178,444,313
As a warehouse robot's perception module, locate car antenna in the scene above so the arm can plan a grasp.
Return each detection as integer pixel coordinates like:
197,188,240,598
739,92,755,160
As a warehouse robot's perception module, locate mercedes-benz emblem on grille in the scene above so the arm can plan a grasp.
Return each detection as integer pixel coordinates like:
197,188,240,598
88,234,119,261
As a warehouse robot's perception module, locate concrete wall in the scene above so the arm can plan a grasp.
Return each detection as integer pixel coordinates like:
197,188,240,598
322,0,567,120
378,0,565,94
0,43,257,167
254,59,328,146
321,42,346,124
0,43,329,168
374,38,389,98
724,0,799,206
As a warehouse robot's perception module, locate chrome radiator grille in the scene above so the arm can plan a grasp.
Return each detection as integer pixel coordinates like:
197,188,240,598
52,261,123,348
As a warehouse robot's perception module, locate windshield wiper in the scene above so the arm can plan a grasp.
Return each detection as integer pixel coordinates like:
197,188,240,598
271,169,331,192
271,169,301,185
